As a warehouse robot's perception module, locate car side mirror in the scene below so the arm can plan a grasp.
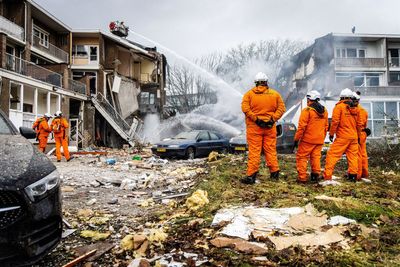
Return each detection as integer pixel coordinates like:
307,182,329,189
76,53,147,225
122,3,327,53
19,127,37,139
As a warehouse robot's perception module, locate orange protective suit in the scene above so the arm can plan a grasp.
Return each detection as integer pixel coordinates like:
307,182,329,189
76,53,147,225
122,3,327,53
51,117,70,161
294,103,329,181
32,117,52,153
324,100,361,180
348,105,369,179
242,85,286,176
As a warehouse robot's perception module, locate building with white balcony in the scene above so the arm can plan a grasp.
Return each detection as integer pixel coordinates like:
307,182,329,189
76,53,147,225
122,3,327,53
279,32,400,138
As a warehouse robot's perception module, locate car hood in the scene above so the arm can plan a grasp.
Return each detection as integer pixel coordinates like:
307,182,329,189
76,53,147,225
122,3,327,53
0,135,56,189
230,136,246,144
156,139,195,146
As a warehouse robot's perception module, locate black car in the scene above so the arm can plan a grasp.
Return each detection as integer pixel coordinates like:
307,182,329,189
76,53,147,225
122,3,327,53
151,130,230,159
0,110,62,266
229,121,297,154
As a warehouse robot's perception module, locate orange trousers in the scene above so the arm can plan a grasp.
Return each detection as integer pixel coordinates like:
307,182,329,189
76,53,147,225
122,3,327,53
55,136,70,161
246,125,279,176
324,137,358,180
38,137,49,153
348,134,368,179
296,142,323,181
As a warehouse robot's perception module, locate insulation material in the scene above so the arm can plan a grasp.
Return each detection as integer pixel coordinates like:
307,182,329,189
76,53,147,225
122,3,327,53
113,76,141,118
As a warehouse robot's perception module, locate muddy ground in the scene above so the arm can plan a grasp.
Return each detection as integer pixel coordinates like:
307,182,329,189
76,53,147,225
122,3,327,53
34,149,400,267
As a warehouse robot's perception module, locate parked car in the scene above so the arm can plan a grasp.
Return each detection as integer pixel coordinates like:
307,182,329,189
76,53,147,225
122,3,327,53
151,130,229,159
229,121,297,154
0,109,62,266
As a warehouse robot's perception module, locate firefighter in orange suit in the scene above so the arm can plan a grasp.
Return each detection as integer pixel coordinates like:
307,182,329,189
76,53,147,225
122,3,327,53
294,91,329,183
240,72,286,184
32,113,53,153
350,91,370,179
323,88,362,182
51,110,71,162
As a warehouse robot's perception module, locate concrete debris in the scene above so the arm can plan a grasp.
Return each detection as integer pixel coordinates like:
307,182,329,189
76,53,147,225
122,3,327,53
361,178,372,183
319,180,342,186
86,198,97,205
210,237,269,255
328,215,356,226
382,170,396,176
62,229,77,239
211,205,366,251
185,190,209,211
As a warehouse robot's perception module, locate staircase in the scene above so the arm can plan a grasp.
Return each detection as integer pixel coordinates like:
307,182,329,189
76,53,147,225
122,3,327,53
91,93,144,147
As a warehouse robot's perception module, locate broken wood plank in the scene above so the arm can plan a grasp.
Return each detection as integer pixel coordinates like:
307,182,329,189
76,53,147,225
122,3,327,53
73,241,115,262
62,249,97,267
71,151,108,155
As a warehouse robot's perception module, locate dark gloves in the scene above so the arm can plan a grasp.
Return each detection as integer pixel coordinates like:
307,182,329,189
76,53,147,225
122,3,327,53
265,119,275,128
255,118,268,128
255,118,274,129
364,128,371,136
358,138,361,144
329,135,334,142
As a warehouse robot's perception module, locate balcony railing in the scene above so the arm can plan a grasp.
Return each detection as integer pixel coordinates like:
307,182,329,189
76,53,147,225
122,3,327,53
335,58,386,67
354,86,400,96
67,78,86,95
0,16,24,41
5,53,62,87
389,57,399,67
32,34,69,63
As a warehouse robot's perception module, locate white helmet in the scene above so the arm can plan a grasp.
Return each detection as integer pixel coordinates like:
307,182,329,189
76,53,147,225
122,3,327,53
306,90,321,101
352,92,360,100
254,72,269,82
340,88,353,98
44,113,53,118
55,110,63,117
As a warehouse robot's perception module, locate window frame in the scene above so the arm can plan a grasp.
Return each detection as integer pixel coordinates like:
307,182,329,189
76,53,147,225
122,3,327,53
33,25,49,48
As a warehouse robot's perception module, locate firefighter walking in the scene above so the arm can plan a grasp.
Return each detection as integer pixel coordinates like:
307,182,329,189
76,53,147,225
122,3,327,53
32,113,53,153
351,91,370,179
241,72,286,184
294,91,328,183
323,88,361,181
51,111,71,162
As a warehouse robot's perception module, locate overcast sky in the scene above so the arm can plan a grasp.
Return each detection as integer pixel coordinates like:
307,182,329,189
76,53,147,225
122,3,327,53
36,0,400,59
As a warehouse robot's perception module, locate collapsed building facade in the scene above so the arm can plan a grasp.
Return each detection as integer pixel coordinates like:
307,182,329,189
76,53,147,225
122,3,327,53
279,32,400,138
0,0,167,148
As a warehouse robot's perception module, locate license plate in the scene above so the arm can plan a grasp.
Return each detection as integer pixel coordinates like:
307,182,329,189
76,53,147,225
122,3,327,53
234,146,246,151
157,148,166,152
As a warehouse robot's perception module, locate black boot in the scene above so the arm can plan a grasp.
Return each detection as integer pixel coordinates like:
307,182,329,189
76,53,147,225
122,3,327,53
310,173,320,183
241,172,257,185
270,171,280,180
348,173,357,182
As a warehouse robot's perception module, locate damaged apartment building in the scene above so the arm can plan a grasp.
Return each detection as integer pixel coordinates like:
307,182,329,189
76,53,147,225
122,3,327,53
279,32,400,138
0,0,167,148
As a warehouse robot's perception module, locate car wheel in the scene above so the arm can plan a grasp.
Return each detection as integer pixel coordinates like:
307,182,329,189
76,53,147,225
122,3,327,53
186,147,195,160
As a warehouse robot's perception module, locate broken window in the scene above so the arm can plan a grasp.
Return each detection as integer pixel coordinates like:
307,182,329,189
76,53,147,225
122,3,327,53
90,46,98,62
10,83,21,111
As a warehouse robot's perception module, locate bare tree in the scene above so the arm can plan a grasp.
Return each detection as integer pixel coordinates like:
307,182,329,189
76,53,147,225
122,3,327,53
166,65,217,114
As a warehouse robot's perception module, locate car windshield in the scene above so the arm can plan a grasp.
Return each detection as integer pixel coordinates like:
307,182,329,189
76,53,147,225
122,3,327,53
0,114,12,134
173,131,199,140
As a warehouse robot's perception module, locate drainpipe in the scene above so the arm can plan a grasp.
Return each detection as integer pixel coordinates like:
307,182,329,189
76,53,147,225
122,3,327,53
24,2,27,42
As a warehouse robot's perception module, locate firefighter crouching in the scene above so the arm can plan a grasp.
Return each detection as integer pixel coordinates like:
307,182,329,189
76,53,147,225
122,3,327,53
294,90,328,184
351,91,370,180
240,72,286,184
32,113,53,153
323,88,362,182
51,110,71,162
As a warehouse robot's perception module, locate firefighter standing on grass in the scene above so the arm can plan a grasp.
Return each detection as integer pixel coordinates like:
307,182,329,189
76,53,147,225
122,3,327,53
294,90,329,183
240,72,286,184
323,88,362,182
32,113,53,153
350,91,370,179
51,111,71,162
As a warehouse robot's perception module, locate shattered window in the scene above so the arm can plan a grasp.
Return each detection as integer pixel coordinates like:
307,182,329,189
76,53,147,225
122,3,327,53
0,114,12,134
373,102,384,119
385,102,398,121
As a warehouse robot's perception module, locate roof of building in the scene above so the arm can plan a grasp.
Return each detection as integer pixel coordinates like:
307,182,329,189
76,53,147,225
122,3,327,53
28,0,71,32
72,29,157,58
